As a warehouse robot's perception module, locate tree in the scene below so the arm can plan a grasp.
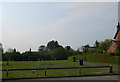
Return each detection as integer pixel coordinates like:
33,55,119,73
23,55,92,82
12,51,22,61
13,48,17,52
0,43,3,61
47,40,62,51
94,40,100,48
49,47,69,60
6,48,14,53
74,49,82,55
38,45,46,51
65,46,72,50
0,42,3,54
82,44,90,53
98,39,112,52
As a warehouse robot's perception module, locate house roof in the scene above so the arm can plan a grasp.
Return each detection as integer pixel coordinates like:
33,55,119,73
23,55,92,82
114,22,120,39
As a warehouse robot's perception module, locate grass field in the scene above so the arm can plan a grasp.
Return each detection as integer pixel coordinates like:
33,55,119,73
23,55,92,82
68,53,120,68
2,60,80,69
1,60,116,79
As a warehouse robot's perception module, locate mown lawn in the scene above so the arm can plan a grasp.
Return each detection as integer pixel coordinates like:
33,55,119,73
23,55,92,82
68,53,120,68
2,60,81,69
2,60,116,79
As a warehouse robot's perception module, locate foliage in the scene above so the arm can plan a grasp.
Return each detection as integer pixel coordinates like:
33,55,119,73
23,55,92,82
46,40,62,51
94,40,100,49
38,45,46,51
3,51,21,61
2,39,114,61
80,39,112,54
49,47,73,60
0,42,3,54
82,44,90,53
98,39,112,52
22,51,39,61
6,48,14,53
65,46,72,50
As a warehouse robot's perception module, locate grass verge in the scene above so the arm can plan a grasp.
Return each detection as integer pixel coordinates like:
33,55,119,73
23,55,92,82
2,60,117,79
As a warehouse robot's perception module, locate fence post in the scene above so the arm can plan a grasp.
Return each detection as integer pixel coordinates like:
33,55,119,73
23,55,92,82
7,69,8,77
45,68,47,76
32,67,36,74
109,65,112,73
73,57,76,62
78,68,81,75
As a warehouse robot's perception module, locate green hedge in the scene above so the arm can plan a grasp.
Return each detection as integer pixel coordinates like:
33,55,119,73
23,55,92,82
68,53,119,65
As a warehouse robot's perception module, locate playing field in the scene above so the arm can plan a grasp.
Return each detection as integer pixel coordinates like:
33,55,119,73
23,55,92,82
1,60,116,79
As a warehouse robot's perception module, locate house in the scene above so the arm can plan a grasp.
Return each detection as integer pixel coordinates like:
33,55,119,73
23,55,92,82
107,23,120,53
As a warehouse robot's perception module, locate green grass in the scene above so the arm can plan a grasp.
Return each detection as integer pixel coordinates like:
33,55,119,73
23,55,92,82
2,60,116,79
2,60,81,69
68,53,120,68
2,68,113,79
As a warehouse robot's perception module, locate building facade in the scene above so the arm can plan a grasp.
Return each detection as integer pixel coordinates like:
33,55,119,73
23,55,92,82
107,23,120,53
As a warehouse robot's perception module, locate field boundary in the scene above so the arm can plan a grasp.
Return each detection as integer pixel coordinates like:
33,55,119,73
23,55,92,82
2,74,120,80
1,65,117,79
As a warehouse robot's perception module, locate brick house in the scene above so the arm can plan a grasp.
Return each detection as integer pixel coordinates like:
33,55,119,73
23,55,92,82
107,23,120,53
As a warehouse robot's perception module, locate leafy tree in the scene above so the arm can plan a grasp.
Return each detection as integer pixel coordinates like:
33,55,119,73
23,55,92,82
38,45,46,51
0,42,3,54
4,48,21,61
82,44,90,53
47,40,62,51
49,47,69,60
0,43,3,61
94,40,100,48
98,39,112,52
12,51,22,61
22,51,39,61
13,48,17,52
6,48,14,53
4,52,13,65
65,46,72,50
3,48,14,65
74,49,82,55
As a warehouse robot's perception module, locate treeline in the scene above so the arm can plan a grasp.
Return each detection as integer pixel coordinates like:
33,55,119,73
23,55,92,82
2,40,81,61
82,39,120,55
1,39,120,61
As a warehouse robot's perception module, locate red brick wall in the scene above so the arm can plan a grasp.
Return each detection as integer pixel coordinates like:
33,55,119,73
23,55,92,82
107,42,117,53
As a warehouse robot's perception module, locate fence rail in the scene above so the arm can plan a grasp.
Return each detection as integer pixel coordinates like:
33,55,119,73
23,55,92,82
1,66,111,71
1,65,113,78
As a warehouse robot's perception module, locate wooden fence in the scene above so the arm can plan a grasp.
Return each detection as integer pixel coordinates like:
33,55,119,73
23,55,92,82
1,65,113,78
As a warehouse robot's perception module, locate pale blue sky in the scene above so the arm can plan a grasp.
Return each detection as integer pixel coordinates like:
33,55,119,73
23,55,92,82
1,2,118,52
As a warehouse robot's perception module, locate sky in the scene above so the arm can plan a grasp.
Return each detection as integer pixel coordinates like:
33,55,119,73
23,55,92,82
0,2,118,52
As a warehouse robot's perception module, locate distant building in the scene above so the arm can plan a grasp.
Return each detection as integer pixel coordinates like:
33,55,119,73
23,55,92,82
107,23,120,53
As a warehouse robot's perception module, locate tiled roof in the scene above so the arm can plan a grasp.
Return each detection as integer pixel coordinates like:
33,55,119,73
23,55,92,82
114,23,120,39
